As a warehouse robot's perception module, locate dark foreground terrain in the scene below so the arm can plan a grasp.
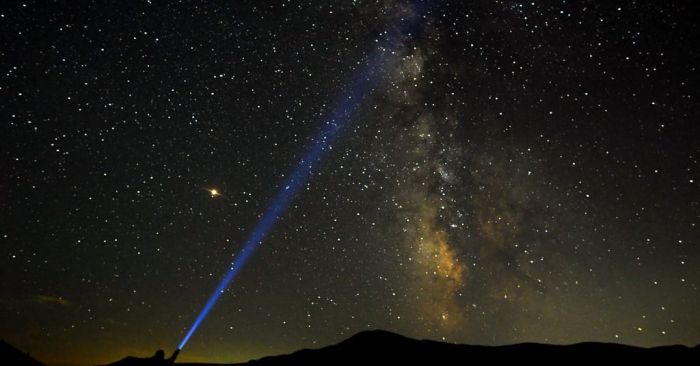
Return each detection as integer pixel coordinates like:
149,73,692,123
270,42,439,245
106,330,700,365
3,330,699,365
0,339,44,366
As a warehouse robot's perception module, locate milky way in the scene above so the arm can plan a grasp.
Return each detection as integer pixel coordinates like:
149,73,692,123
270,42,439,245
1,1,698,365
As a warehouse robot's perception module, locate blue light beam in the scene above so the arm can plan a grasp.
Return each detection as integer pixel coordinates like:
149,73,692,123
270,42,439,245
178,8,426,351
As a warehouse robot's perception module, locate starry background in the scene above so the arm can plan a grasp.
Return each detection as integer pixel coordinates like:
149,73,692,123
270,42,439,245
1,1,699,365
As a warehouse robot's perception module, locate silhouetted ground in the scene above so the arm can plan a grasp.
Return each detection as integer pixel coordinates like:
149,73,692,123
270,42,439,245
0,339,45,366
4,330,699,366
184,330,700,365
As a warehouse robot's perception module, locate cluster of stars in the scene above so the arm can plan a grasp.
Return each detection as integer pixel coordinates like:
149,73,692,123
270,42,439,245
0,1,697,365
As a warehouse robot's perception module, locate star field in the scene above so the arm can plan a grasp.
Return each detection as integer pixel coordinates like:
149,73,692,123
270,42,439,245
1,1,698,365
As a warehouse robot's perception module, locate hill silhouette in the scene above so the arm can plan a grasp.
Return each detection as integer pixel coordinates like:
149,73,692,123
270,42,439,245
6,330,698,366
114,330,698,366
0,339,45,366
214,330,699,365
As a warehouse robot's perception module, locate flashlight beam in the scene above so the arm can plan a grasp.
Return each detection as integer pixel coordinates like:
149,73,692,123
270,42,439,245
178,7,425,350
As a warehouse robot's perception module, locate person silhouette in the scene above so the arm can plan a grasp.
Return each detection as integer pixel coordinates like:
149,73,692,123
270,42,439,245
150,350,165,361
165,349,180,364
101,348,179,365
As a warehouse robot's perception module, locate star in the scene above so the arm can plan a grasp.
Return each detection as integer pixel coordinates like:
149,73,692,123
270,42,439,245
2,2,697,364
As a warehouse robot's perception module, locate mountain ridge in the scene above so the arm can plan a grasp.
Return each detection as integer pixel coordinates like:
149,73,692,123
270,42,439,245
177,329,699,365
0,339,45,366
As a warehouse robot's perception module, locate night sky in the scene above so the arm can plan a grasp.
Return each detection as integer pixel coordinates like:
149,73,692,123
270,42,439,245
1,1,699,365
